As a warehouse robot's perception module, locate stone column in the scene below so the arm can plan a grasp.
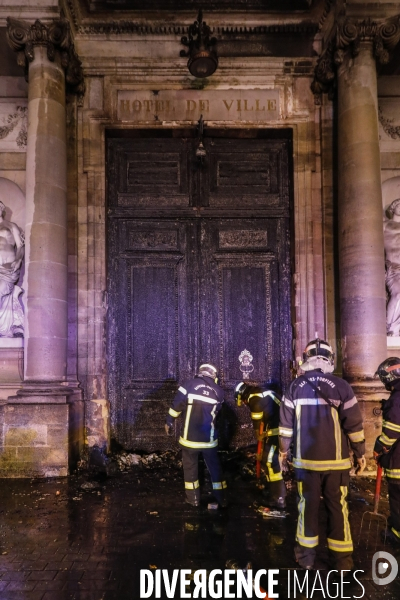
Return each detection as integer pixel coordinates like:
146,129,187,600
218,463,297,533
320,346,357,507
7,18,84,385
3,19,85,478
336,40,386,380
313,16,400,381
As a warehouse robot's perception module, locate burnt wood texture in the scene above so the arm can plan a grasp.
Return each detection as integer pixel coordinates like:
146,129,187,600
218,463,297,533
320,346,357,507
107,130,292,450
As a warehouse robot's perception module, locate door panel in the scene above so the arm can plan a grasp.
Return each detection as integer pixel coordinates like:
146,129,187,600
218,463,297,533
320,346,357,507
108,137,192,209
107,131,292,450
201,219,287,388
202,138,288,208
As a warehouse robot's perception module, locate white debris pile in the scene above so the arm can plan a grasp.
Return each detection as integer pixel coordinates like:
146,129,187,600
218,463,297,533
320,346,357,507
117,453,142,469
116,450,181,471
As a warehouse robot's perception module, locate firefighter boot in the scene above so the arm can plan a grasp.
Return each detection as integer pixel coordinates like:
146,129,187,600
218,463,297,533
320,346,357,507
185,488,201,507
213,489,228,508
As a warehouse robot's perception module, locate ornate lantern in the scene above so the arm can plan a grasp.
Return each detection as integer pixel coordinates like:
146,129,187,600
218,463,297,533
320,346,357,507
180,10,218,78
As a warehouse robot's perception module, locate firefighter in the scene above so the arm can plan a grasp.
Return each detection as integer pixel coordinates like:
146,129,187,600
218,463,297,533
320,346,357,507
165,363,227,508
374,357,400,546
235,381,286,509
279,339,366,571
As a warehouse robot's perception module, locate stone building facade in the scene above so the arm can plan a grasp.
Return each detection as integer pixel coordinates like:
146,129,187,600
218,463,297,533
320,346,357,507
0,0,400,477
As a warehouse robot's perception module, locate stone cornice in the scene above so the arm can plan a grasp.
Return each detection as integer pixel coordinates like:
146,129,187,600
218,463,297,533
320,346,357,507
6,17,85,99
73,22,319,37
64,0,318,36
312,14,400,103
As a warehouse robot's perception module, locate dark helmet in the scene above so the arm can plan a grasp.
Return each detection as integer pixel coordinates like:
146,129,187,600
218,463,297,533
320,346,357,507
234,381,260,406
234,381,248,406
198,363,218,381
376,357,400,390
303,338,335,365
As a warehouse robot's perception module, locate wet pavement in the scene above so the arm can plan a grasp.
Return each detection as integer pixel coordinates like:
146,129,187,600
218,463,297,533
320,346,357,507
0,449,399,600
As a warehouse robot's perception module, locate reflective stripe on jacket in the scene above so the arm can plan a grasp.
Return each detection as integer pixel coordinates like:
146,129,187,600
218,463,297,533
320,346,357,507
166,376,225,449
279,369,365,471
374,383,400,484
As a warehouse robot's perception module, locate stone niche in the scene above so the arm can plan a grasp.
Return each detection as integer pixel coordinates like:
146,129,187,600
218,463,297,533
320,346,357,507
0,177,72,478
0,177,25,398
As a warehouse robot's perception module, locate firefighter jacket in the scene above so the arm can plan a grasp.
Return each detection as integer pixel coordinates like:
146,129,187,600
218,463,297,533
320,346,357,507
279,369,365,471
374,381,400,484
245,386,281,438
166,375,225,449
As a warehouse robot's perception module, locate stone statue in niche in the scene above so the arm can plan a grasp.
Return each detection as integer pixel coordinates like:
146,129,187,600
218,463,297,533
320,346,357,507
384,198,400,336
0,201,24,337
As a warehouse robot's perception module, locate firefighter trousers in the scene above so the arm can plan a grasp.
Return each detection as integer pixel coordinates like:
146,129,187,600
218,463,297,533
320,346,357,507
181,446,227,504
388,481,400,540
294,469,353,569
263,436,286,501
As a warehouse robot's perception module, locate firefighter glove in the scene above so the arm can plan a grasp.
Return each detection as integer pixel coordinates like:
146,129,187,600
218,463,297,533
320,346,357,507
279,451,289,473
355,455,366,475
165,423,173,436
256,452,263,462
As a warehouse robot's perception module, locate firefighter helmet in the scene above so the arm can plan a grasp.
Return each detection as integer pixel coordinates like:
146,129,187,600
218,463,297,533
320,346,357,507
198,363,218,381
301,338,335,373
376,357,400,390
234,382,248,406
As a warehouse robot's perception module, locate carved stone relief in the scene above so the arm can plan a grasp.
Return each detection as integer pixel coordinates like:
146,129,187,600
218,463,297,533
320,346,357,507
127,230,178,250
0,103,27,152
379,104,400,140
312,15,400,103
219,230,267,249
6,18,85,99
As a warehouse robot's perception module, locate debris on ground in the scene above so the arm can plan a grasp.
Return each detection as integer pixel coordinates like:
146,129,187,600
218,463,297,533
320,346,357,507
80,481,100,490
256,506,289,518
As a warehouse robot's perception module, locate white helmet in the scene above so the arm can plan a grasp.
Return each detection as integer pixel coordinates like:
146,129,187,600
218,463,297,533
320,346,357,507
301,338,335,374
198,363,218,380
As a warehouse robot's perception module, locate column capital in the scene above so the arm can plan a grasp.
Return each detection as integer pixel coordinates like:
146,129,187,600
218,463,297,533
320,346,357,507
312,14,400,103
6,17,84,98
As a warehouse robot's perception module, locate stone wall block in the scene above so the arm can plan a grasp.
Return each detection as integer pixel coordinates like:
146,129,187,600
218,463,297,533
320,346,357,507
28,222,67,265
26,260,68,302
31,99,67,143
358,399,384,465
85,399,110,451
28,180,68,228
4,424,47,446
0,403,68,478
0,346,24,384
26,296,67,339
28,132,67,191
24,337,67,381
68,398,84,468
28,50,65,107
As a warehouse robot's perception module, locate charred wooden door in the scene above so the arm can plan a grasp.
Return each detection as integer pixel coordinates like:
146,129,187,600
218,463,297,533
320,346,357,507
107,131,292,450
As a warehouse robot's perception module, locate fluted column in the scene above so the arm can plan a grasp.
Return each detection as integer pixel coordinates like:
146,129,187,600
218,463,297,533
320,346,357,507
7,18,83,384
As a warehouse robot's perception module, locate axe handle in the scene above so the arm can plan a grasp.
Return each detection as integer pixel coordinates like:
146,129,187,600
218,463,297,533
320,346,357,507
374,464,383,514
256,422,264,479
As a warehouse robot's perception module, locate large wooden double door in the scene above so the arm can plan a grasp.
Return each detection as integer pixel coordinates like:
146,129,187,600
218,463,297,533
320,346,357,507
107,129,292,449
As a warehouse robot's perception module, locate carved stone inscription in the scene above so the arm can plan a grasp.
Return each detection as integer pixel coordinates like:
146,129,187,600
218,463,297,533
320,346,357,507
118,90,280,122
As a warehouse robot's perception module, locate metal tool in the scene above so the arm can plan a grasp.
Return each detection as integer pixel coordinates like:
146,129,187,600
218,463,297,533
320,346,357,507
358,464,388,548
